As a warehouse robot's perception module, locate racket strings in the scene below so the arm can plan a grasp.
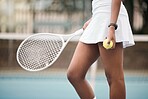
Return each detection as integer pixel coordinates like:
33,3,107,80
17,34,63,71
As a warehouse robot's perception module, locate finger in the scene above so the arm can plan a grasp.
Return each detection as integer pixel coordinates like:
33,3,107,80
111,40,116,49
106,38,111,45
83,24,87,30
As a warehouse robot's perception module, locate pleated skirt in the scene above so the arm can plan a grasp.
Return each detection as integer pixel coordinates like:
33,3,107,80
79,0,135,48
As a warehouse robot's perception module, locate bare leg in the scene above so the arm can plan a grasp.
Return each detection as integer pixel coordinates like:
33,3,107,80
99,43,126,99
67,42,99,99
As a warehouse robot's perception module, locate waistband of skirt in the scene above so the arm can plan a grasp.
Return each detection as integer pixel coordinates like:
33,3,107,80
92,0,124,6
92,0,111,6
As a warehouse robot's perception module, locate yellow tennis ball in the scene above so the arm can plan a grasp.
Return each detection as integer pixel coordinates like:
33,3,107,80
103,39,113,49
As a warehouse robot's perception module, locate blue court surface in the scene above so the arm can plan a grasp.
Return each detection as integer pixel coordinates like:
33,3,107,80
0,72,148,99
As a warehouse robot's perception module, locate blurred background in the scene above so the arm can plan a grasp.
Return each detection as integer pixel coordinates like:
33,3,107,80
0,0,148,99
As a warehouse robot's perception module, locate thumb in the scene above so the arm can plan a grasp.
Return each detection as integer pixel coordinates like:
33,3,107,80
106,37,111,45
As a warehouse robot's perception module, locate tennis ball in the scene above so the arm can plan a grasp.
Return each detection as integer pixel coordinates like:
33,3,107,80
103,39,113,49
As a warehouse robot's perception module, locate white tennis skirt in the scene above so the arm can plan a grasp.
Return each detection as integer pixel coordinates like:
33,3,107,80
79,0,135,48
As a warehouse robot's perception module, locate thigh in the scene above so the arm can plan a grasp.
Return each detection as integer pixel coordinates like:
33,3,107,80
99,43,124,79
68,42,99,78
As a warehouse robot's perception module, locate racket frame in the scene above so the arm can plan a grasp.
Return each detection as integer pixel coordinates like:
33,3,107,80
16,29,83,71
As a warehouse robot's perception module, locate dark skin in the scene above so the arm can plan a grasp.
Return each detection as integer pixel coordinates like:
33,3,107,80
67,0,126,99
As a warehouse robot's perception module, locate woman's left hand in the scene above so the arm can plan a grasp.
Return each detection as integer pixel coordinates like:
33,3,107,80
107,26,116,49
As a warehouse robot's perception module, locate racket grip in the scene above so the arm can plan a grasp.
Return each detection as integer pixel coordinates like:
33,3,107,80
75,28,84,35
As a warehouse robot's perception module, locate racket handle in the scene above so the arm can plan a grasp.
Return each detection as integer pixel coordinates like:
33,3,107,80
74,28,84,35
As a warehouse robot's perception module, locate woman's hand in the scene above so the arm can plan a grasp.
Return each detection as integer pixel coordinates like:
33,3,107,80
83,18,92,30
107,0,121,49
107,26,116,49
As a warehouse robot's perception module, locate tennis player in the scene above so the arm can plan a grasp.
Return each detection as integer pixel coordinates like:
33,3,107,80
67,0,135,99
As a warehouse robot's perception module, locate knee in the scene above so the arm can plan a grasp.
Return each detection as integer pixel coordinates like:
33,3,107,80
105,72,125,86
67,70,83,84
107,77,125,87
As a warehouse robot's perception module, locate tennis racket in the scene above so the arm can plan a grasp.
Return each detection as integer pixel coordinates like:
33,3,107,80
16,29,83,71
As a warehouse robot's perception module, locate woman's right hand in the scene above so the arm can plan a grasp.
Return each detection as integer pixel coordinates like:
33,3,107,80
83,18,92,30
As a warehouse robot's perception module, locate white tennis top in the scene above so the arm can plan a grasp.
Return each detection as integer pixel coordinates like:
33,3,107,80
79,0,135,48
